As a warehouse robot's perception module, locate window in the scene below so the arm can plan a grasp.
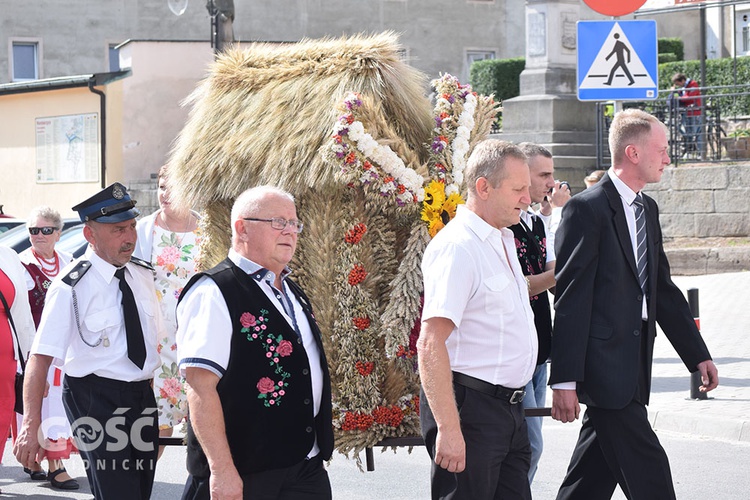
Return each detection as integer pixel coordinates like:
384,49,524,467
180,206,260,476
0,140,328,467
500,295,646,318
109,44,120,72
11,41,39,81
464,49,496,83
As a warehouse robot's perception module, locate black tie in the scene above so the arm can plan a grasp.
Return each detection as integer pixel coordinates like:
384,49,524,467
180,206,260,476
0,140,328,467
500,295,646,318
633,194,649,295
114,267,147,369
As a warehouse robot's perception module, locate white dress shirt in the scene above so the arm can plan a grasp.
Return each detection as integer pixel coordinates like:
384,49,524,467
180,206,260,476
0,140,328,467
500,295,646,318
608,167,649,320
31,248,162,381
422,205,537,389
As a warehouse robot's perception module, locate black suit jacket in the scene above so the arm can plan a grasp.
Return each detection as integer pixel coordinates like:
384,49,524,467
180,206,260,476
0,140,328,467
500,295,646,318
549,173,711,409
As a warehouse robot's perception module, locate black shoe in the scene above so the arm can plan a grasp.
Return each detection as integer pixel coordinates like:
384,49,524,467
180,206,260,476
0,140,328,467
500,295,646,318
48,468,80,490
23,466,47,480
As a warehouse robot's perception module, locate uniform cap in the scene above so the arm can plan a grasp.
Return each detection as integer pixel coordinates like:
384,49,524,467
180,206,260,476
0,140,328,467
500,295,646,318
72,182,140,223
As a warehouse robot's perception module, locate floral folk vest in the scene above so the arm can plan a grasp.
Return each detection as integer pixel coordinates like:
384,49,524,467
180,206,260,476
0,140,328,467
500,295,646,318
180,258,333,477
510,216,553,365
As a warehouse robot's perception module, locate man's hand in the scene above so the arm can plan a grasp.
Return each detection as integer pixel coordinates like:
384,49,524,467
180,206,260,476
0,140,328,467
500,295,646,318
696,360,719,392
551,389,580,423
549,181,572,209
13,420,44,469
209,467,244,500
434,425,466,473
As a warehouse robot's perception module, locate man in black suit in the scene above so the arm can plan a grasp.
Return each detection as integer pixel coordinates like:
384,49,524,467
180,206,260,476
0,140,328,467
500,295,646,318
549,108,719,500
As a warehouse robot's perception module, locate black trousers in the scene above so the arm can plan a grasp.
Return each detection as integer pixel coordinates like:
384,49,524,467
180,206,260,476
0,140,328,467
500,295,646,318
63,374,158,500
420,383,532,500
556,401,676,500
182,454,332,500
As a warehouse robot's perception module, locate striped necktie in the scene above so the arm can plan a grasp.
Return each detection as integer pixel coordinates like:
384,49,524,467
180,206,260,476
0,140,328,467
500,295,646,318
633,194,648,295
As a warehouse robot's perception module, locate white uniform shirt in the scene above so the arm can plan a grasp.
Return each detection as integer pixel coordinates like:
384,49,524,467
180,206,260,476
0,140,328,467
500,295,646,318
177,249,324,457
31,248,161,381
422,205,538,389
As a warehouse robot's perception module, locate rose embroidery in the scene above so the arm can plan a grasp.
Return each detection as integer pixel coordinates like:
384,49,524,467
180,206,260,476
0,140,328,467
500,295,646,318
257,377,275,394
240,312,257,328
240,309,293,407
276,340,293,357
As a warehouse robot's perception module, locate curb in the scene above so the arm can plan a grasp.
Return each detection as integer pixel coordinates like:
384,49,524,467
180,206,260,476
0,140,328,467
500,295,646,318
648,409,750,443
665,247,750,276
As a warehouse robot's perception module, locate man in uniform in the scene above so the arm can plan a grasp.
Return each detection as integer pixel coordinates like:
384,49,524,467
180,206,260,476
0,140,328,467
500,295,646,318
14,182,162,500
177,185,333,500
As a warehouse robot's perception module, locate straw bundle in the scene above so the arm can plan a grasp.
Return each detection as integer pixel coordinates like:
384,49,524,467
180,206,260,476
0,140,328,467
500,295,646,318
167,31,498,459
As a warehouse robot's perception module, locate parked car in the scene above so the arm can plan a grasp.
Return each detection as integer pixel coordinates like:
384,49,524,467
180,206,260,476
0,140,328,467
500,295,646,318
0,218,84,253
0,218,26,235
55,224,89,258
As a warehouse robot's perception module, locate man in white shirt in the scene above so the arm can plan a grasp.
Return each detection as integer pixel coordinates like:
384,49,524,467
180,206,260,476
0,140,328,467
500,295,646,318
418,139,538,499
550,109,718,499
177,185,333,500
14,183,162,500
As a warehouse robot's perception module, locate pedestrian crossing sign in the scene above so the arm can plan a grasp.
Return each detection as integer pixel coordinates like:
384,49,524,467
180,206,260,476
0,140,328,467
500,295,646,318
577,20,658,101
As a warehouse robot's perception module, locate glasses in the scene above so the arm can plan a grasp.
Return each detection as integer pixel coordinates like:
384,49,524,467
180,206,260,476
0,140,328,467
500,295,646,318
243,217,304,234
28,227,57,236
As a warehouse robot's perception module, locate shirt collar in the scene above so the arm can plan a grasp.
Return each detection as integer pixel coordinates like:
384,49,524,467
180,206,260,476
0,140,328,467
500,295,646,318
85,247,123,284
608,167,640,206
456,205,506,242
228,248,292,284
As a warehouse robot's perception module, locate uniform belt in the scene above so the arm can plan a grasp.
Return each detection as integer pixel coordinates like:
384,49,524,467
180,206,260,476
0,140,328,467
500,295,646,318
66,373,153,391
452,371,526,404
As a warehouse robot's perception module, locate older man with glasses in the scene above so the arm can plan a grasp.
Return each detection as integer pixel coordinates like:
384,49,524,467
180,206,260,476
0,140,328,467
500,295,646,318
177,185,334,500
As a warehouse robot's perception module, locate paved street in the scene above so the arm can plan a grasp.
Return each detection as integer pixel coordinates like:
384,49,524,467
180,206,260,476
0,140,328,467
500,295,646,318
1,271,748,498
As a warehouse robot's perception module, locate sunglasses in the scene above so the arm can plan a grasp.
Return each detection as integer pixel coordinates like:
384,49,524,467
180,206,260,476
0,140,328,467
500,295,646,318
28,227,57,236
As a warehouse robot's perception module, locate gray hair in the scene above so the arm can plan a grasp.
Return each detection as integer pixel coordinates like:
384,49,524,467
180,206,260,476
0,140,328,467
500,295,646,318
230,185,295,237
26,206,63,230
464,139,527,196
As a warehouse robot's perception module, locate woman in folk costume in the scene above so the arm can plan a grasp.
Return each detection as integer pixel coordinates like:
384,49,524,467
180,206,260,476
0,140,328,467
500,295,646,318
135,164,201,458
18,206,79,490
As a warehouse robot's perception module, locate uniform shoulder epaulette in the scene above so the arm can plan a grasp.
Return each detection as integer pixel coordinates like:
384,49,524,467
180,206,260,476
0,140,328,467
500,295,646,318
61,260,92,287
130,256,154,271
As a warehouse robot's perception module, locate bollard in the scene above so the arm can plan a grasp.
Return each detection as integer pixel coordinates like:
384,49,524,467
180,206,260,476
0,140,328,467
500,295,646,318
687,288,708,400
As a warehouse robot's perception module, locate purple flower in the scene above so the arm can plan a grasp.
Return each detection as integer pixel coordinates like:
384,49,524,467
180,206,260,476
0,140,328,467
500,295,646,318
434,116,443,127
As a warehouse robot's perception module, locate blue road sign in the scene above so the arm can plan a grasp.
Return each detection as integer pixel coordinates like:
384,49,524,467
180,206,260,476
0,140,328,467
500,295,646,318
577,20,658,101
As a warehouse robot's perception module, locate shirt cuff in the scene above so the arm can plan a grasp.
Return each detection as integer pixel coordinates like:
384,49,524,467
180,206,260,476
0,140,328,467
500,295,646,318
551,381,577,390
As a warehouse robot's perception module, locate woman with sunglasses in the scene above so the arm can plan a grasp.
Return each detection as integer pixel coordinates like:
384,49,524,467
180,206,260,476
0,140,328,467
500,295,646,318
135,165,201,458
17,206,79,490
0,246,35,495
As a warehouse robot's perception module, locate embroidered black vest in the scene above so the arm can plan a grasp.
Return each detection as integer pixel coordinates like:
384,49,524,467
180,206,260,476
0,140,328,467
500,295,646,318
180,258,333,477
510,216,552,365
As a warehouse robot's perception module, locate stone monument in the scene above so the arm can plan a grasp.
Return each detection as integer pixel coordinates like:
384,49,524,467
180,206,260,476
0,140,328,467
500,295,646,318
501,0,598,190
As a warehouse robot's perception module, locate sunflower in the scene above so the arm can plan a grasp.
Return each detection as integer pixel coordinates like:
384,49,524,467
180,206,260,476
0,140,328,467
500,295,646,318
421,180,464,237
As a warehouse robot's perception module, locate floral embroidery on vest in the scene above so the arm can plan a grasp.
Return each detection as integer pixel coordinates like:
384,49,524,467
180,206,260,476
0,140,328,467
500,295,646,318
241,309,294,407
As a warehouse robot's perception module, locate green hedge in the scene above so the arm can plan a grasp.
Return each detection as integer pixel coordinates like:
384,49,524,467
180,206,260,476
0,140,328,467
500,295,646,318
658,38,684,61
659,53,678,64
659,56,750,117
469,57,525,103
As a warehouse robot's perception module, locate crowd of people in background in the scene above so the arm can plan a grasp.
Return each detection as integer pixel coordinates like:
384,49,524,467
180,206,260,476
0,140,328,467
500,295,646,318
0,108,719,500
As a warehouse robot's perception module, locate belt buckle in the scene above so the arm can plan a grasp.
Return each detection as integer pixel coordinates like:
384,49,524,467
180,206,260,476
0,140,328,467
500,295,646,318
509,390,525,404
